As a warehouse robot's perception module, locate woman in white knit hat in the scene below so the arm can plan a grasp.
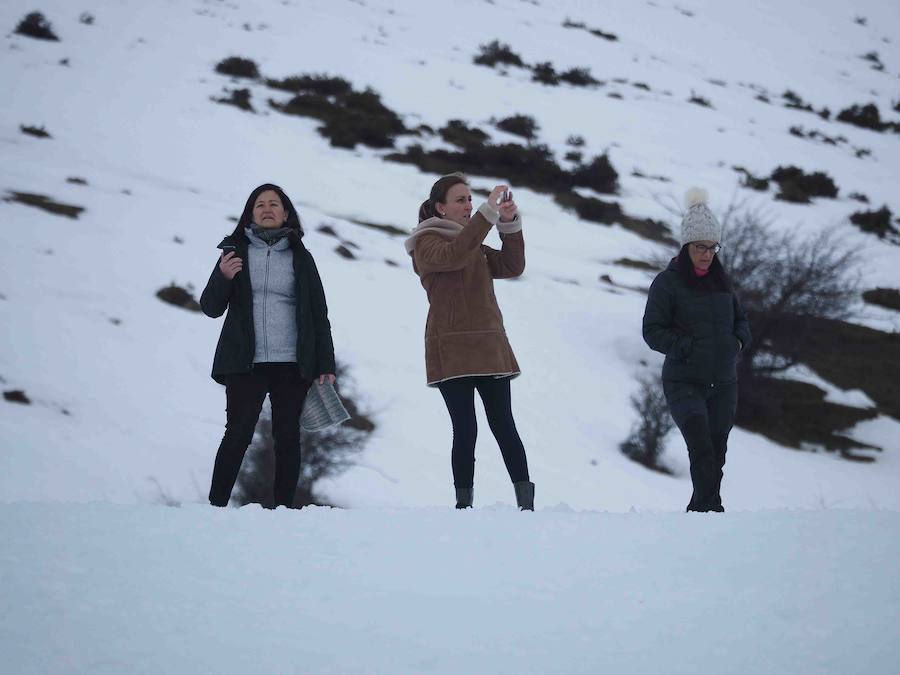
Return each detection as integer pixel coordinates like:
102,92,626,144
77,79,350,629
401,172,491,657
642,188,751,512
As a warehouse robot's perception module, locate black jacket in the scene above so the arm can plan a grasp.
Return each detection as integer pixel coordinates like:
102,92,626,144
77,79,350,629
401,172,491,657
642,259,751,385
200,233,335,384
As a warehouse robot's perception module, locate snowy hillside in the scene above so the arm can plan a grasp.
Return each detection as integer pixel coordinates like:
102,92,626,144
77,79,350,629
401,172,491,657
1,0,900,512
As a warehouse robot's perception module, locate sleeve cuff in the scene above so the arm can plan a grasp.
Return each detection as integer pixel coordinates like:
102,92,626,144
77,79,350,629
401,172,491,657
477,202,500,226
497,214,523,234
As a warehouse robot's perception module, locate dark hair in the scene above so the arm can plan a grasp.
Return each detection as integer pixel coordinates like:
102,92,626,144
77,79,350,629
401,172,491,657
418,172,469,223
232,183,304,238
676,244,732,292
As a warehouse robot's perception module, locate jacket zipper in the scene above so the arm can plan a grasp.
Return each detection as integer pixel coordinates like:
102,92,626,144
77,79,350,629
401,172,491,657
263,247,271,361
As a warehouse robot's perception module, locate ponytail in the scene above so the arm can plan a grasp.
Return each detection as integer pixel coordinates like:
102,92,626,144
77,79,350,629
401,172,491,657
418,199,435,223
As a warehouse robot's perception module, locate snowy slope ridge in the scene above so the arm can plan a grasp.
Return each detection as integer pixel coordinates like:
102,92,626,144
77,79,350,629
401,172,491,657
1,0,900,511
2,502,899,674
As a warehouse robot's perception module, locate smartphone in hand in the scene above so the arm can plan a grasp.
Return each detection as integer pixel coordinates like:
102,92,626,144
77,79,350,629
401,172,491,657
221,244,237,256
501,190,513,203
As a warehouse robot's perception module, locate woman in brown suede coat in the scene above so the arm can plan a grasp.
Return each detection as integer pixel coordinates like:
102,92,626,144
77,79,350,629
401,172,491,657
405,173,534,511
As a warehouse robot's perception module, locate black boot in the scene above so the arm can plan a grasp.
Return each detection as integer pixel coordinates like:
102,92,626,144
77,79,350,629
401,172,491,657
455,487,473,509
514,481,534,511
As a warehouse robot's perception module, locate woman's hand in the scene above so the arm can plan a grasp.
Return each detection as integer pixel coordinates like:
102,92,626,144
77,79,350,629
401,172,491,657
318,373,336,385
488,184,517,222
219,251,243,280
487,184,509,210
499,193,518,222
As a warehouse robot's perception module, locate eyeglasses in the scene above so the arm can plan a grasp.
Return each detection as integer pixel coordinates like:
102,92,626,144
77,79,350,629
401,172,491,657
690,243,721,254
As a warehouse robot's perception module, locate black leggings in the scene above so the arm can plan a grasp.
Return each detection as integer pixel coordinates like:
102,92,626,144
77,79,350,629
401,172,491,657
664,380,737,512
437,376,529,488
209,363,311,507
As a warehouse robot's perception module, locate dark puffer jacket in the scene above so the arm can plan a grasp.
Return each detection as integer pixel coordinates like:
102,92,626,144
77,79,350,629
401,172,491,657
642,258,751,385
200,233,335,384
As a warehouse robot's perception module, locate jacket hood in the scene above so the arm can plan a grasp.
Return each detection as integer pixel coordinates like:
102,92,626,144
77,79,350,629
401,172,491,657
403,216,464,255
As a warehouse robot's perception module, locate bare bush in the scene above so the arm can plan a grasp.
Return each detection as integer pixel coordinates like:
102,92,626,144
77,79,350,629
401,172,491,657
620,370,674,474
719,205,860,378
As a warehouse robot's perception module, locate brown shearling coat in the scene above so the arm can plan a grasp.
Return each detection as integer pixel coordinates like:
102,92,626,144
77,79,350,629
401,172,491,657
411,209,525,386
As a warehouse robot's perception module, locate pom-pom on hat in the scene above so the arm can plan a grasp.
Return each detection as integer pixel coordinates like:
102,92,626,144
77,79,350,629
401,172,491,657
680,187,721,247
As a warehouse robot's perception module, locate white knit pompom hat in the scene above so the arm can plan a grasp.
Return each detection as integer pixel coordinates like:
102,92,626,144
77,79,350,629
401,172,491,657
680,187,721,246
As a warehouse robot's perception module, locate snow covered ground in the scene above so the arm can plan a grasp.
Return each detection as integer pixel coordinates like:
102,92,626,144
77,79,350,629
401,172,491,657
2,502,899,675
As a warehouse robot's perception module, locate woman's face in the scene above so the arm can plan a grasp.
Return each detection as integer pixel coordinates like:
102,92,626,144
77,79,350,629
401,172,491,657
688,240,718,271
252,190,288,229
436,183,472,226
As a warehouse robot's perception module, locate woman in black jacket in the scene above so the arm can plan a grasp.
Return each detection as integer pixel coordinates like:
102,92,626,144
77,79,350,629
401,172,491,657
642,188,751,512
200,183,336,508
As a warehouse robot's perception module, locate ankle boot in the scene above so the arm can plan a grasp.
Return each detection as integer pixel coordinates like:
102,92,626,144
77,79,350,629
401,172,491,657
455,487,473,509
514,481,535,511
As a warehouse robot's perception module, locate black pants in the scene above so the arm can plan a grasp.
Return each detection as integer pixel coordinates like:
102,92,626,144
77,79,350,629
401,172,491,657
209,363,311,507
664,380,737,513
437,376,529,489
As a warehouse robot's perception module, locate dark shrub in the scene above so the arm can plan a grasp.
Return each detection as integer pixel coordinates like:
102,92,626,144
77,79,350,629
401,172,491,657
836,103,890,132
782,90,829,119
4,191,83,218
566,135,585,147
614,258,658,271
850,206,897,239
572,154,619,194
439,120,490,149
214,88,253,112
733,166,769,190
770,166,838,202
20,124,51,138
554,192,623,223
862,288,900,311
3,390,31,404
531,62,560,85
215,56,260,79
620,371,674,474
565,150,583,163
631,169,671,183
156,284,201,312
347,218,409,237
387,142,572,194
562,19,618,41
271,84,408,149
554,192,675,244
559,67,600,87
789,126,846,146
474,40,525,68
234,361,373,508
79,12,94,25
688,91,712,108
14,12,59,41
265,74,352,96
271,92,333,119
861,51,885,71
335,245,355,259
66,177,88,185
495,114,539,140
